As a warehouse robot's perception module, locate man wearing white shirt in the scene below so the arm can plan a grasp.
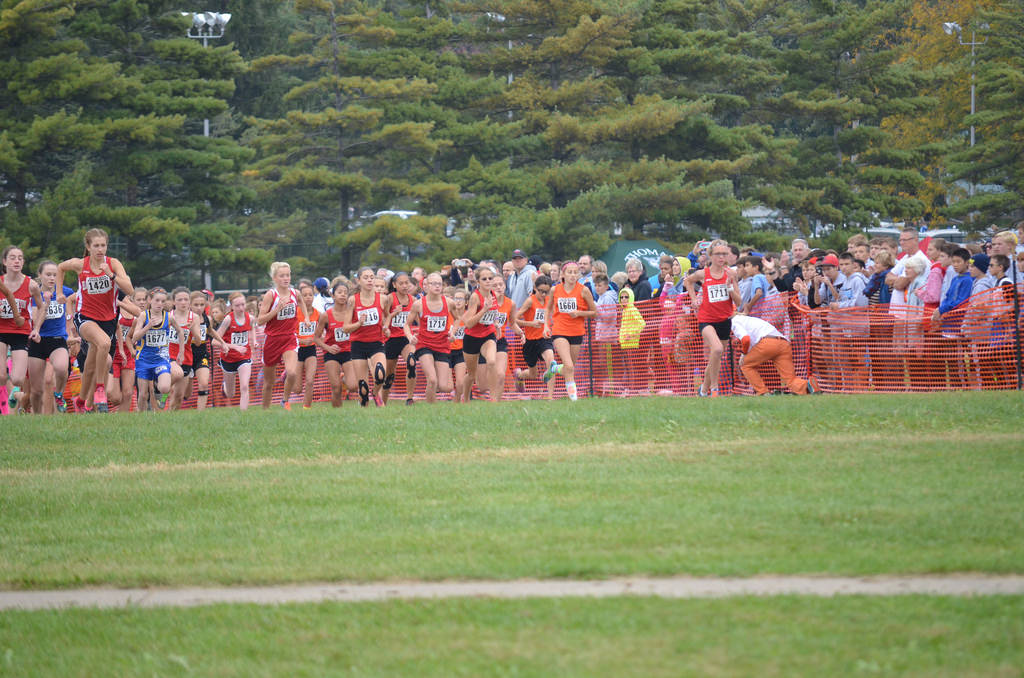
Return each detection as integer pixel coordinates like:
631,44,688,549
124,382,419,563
885,228,931,315
731,313,817,396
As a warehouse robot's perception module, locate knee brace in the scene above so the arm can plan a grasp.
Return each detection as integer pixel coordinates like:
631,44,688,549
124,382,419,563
358,379,370,405
374,362,386,384
406,354,416,379
197,389,209,397
382,372,396,389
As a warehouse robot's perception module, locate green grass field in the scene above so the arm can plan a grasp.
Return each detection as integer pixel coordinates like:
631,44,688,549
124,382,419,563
2,392,1023,675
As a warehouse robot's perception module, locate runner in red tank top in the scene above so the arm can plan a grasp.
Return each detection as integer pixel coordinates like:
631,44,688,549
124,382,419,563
459,265,501,402
295,280,322,410
216,291,255,410
342,267,393,406
449,288,469,403
166,287,203,410
314,281,358,408
106,287,147,413
684,239,741,397
56,229,134,412
257,261,308,410
404,272,454,403
382,272,418,406
1,246,44,411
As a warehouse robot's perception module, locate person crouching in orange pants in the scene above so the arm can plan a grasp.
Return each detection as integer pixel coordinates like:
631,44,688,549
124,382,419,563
731,313,818,396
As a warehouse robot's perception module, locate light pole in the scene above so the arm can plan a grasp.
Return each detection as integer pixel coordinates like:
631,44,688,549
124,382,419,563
942,21,986,198
181,11,232,137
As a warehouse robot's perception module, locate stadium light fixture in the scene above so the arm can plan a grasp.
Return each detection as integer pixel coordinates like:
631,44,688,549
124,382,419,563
182,11,233,137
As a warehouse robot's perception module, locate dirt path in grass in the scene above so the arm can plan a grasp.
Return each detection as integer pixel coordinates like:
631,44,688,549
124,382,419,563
2,575,1023,611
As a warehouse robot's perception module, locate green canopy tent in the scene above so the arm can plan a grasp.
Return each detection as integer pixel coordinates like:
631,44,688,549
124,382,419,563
598,240,673,278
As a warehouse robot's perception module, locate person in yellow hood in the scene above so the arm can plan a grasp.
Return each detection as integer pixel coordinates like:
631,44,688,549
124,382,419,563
618,287,646,395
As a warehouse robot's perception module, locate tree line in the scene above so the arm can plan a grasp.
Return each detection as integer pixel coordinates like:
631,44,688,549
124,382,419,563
1,0,1021,288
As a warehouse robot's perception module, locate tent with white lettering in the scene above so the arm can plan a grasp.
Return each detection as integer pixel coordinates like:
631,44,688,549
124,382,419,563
598,240,673,278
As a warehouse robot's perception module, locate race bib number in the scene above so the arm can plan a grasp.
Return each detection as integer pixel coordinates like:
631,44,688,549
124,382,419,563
199,325,208,341
706,283,730,303
390,311,409,328
146,330,168,347
231,332,248,346
120,324,131,340
277,303,296,320
0,298,23,318
46,301,64,320
480,310,497,325
533,308,546,323
167,327,189,344
426,315,447,333
358,307,380,326
453,325,465,340
556,297,578,313
333,327,350,343
494,312,508,327
298,321,316,336
85,276,112,295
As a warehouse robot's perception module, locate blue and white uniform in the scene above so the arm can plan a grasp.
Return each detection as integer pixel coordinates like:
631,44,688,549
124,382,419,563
27,285,73,361
135,311,172,381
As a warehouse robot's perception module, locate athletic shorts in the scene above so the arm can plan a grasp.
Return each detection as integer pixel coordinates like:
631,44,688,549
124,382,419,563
462,333,495,356
109,343,135,373
522,338,552,368
350,340,384,361
263,333,298,367
220,358,250,373
552,334,584,346
414,347,451,365
495,337,508,353
192,345,210,371
136,357,171,382
699,319,732,341
385,335,409,360
27,336,67,361
449,349,464,366
73,314,117,339
0,332,29,352
324,350,351,365
174,361,193,378
297,344,318,362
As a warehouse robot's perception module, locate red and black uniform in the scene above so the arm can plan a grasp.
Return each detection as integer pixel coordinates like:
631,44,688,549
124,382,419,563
698,267,734,340
191,313,212,371
385,292,414,360
415,296,452,364
168,311,195,375
350,291,385,360
221,310,253,372
75,257,119,337
0,275,31,351
263,288,299,367
323,308,351,365
463,288,498,355
110,311,137,377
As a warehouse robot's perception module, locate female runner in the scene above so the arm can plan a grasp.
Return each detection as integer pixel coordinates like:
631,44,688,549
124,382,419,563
105,288,145,413
295,280,321,410
404,272,453,403
166,287,202,410
217,291,255,410
542,261,597,401
448,288,468,403
343,266,392,407
257,261,308,410
513,274,556,399
27,260,71,414
683,239,742,397
460,264,500,402
382,272,417,405
187,290,228,411
488,269,520,402
1,246,43,410
131,288,186,409
57,229,133,412
314,281,357,407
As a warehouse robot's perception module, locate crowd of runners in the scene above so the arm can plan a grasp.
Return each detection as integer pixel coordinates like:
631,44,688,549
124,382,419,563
2,224,1022,414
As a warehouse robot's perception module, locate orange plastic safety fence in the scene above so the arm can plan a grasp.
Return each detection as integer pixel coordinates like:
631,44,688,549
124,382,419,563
57,286,1024,410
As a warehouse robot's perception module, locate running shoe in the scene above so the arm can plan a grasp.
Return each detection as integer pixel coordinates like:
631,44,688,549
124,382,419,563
54,392,67,413
373,393,384,407
73,395,87,412
282,401,292,411
513,369,525,393
807,375,820,395
542,361,559,383
8,386,19,409
566,382,578,402
405,398,414,406
157,393,169,409
302,405,312,411
697,385,710,397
